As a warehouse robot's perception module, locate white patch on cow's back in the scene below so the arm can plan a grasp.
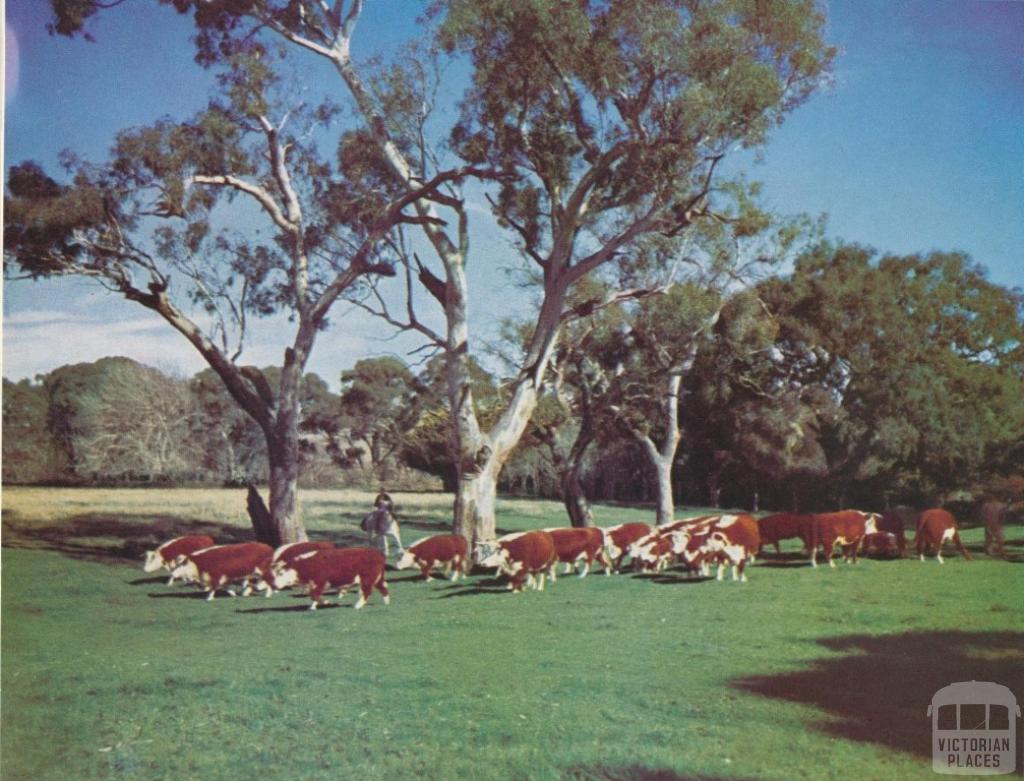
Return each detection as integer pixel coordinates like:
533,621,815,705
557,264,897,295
941,527,955,542
715,515,738,528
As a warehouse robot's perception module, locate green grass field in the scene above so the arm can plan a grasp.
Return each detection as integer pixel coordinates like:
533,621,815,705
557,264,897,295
2,487,1022,781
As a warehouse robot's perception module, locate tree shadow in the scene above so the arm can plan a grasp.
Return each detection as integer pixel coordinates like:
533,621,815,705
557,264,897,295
732,630,1024,760
565,766,761,781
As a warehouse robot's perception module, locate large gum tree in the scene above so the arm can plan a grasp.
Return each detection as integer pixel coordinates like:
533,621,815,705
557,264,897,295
45,0,835,548
4,51,445,545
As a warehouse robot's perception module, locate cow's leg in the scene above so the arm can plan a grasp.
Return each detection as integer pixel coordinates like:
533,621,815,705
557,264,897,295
953,532,972,561
716,562,725,581
308,582,326,610
535,571,546,591
548,565,558,584
420,561,433,581
739,558,748,583
376,574,390,606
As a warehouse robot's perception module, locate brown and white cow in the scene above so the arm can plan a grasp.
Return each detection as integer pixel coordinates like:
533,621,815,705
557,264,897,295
627,530,676,572
172,542,275,601
272,547,390,610
477,531,557,592
601,522,653,573
396,534,469,581
545,527,609,579
670,514,760,582
255,541,336,594
143,535,216,584
860,531,900,558
809,510,880,568
878,505,916,556
757,513,814,556
916,508,972,564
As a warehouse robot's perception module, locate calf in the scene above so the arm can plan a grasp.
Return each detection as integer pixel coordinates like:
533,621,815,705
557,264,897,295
980,500,1007,558
273,547,390,610
757,513,814,556
477,531,557,592
396,535,469,582
810,510,879,568
601,522,653,573
916,508,972,564
143,535,215,584
545,527,608,579
173,542,274,601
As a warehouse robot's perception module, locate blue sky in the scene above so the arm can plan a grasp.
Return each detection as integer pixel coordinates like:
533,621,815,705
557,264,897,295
4,0,1023,386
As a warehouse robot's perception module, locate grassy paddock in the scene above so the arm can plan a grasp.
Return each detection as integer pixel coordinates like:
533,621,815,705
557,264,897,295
2,487,1022,781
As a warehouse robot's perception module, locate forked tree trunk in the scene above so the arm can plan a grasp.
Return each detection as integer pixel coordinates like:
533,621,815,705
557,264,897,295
453,460,500,551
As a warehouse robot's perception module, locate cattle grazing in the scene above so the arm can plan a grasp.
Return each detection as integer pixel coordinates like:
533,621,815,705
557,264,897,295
670,514,760,582
172,542,275,601
143,535,216,584
860,531,900,558
980,500,1007,559
477,531,557,592
878,505,916,556
809,510,879,568
396,535,469,581
360,508,403,558
757,513,814,556
273,547,390,610
545,527,609,579
916,508,972,564
601,522,653,573
628,530,676,572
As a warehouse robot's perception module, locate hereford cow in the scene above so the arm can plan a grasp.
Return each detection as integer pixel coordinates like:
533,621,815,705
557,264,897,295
757,513,814,556
477,531,557,592
809,510,880,568
273,547,390,610
627,530,675,572
396,535,469,581
143,535,216,584
601,522,653,573
172,542,274,601
980,500,1007,558
545,527,608,579
878,505,916,556
860,531,900,558
704,513,761,582
916,508,972,564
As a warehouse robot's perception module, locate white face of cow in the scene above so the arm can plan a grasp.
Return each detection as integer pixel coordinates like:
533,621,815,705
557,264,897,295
143,550,162,572
273,566,299,590
478,548,511,572
395,550,416,570
628,539,658,565
170,560,198,584
864,513,880,535
668,531,691,556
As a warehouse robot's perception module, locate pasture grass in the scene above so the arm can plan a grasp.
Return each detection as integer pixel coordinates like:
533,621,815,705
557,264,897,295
2,486,1022,781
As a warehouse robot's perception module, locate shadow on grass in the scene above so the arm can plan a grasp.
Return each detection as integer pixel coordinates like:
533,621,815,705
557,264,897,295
433,578,513,598
732,630,1024,761
146,590,214,600
566,766,760,781
642,573,715,585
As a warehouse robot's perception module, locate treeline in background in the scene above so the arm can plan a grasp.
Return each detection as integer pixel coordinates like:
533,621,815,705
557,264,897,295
6,248,1023,515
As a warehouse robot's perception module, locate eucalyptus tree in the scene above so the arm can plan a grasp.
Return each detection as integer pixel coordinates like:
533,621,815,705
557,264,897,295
46,0,835,546
4,51,438,544
760,242,1024,503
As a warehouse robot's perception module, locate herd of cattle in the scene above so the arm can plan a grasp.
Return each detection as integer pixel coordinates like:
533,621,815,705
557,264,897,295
142,504,1003,611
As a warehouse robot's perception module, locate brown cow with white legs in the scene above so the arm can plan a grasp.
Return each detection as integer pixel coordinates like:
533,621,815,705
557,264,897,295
809,511,880,568
916,508,972,564
272,547,390,610
477,531,556,593
143,535,215,584
172,542,275,601
396,535,469,581
545,528,608,579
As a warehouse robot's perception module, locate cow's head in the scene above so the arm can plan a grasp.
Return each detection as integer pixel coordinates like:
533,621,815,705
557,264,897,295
628,535,661,567
142,550,163,572
169,559,199,584
863,512,881,535
272,565,299,590
395,550,417,570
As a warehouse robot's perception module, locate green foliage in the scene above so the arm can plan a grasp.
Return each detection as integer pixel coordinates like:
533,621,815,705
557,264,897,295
1,378,70,483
